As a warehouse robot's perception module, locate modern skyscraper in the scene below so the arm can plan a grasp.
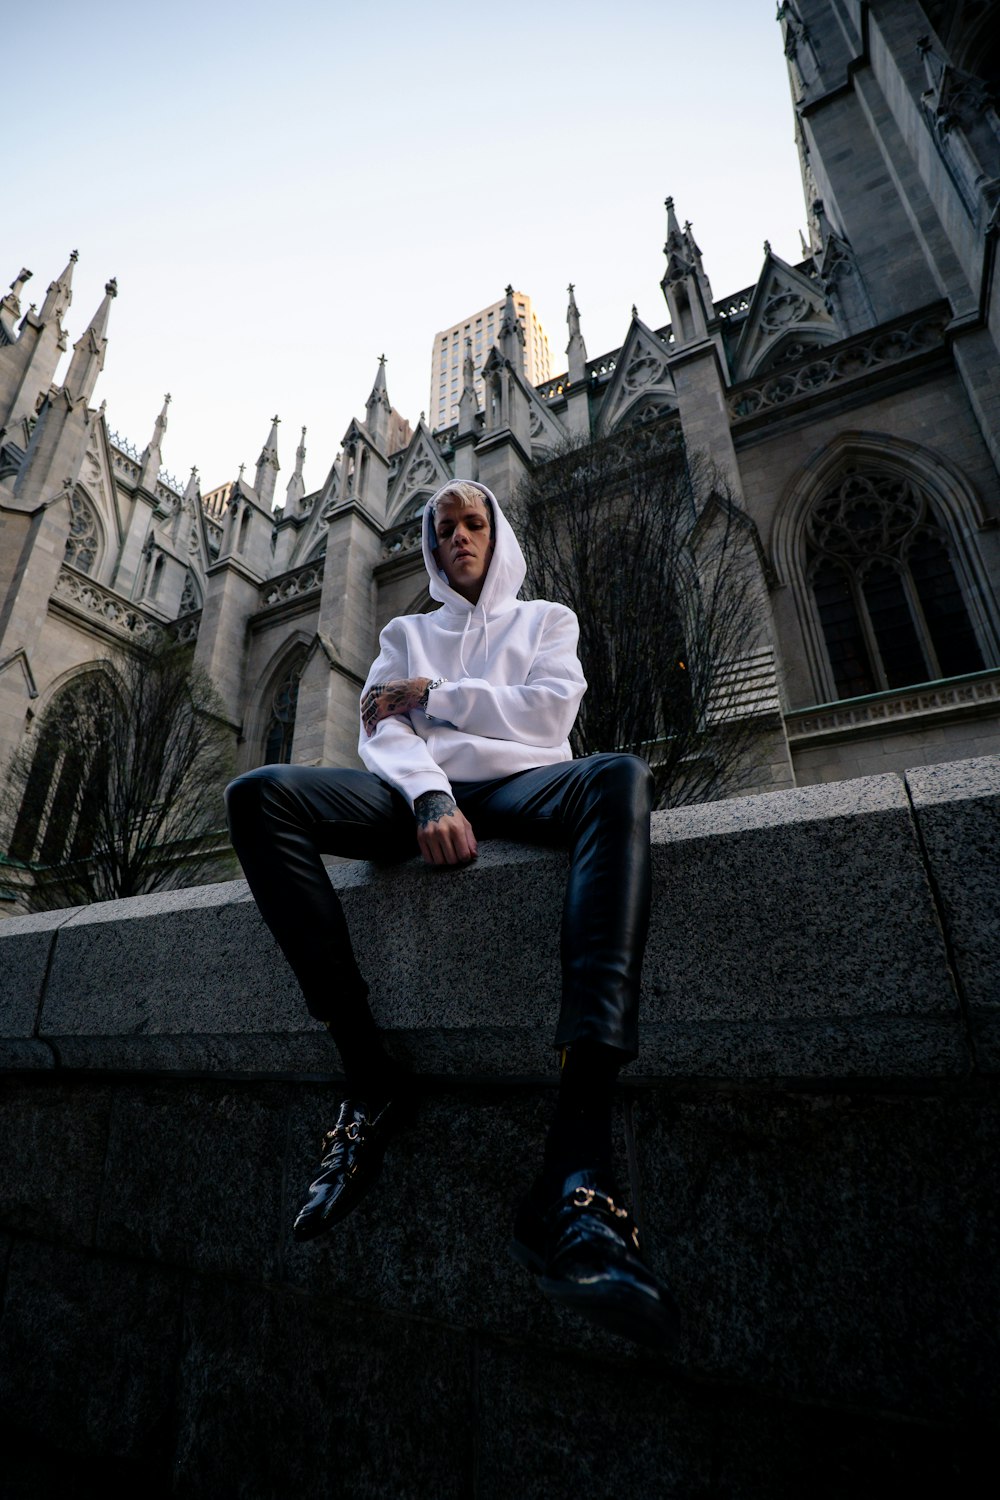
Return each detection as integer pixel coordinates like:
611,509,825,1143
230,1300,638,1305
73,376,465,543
430,288,554,431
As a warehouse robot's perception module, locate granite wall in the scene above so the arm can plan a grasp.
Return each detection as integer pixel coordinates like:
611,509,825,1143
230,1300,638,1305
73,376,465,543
1,757,998,1498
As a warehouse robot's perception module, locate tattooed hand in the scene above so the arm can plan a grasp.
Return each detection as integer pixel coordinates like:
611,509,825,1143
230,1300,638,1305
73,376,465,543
413,790,478,867
361,677,431,737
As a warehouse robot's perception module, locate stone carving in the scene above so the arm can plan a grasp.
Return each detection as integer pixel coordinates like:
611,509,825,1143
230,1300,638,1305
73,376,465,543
54,566,159,641
408,456,435,487
789,670,1000,740
171,612,201,646
620,353,666,392
259,560,324,610
381,517,424,560
729,313,947,419
760,289,813,332
179,570,200,616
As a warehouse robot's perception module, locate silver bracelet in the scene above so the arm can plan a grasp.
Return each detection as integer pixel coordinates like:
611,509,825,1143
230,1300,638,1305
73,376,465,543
419,677,447,710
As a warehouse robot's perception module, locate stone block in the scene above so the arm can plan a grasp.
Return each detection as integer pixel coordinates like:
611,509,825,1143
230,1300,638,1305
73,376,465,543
642,774,966,1077
905,756,1000,1069
0,1240,181,1462
174,1279,474,1498
39,878,315,1071
2,767,977,1081
630,1087,1000,1419
0,1079,110,1244
96,1080,288,1279
0,906,77,1069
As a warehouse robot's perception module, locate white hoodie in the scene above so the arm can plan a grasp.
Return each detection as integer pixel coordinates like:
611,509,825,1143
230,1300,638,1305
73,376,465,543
358,480,587,806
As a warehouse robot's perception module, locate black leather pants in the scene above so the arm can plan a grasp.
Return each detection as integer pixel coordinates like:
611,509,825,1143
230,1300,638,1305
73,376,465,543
225,752,653,1057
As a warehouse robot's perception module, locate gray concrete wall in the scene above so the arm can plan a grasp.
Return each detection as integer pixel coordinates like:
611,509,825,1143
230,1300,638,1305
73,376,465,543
1,758,998,1495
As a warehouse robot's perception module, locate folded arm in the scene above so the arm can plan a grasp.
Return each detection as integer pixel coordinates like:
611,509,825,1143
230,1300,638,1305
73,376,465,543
424,607,586,745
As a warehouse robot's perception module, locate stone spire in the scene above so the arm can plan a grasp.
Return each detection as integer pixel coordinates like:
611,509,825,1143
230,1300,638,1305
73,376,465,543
660,198,714,346
566,283,587,384
365,354,391,450
499,285,525,372
285,426,308,510
0,267,32,343
170,465,201,542
458,337,478,435
139,392,171,491
255,415,281,508
39,249,77,325
63,276,116,404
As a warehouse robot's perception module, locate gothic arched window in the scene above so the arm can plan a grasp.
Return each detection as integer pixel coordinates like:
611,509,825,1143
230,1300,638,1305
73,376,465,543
64,491,100,575
263,657,303,764
9,674,108,865
179,570,201,616
806,470,984,699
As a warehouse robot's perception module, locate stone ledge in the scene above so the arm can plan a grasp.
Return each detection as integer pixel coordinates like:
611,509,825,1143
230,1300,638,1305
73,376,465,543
2,762,997,1081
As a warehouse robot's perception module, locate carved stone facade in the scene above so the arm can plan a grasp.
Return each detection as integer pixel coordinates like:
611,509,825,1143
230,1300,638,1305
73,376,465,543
2,0,999,908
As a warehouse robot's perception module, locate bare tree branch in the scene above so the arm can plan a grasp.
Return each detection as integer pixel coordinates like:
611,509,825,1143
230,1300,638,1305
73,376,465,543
1,637,235,909
510,427,774,808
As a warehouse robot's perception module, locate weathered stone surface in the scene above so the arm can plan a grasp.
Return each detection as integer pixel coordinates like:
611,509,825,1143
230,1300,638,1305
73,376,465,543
174,1280,474,1498
0,1078,110,1244
630,1087,1000,1419
40,879,304,1043
13,770,976,1081
643,773,965,1076
97,1080,288,1278
905,756,1000,1069
281,1081,636,1358
0,1240,181,1461
0,906,77,1068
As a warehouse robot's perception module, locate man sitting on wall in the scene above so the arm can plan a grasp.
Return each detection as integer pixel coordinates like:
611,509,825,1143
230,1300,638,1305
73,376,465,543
225,479,677,1349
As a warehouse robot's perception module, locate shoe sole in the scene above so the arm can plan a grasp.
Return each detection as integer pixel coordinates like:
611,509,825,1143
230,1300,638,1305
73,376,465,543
508,1238,679,1350
538,1274,680,1350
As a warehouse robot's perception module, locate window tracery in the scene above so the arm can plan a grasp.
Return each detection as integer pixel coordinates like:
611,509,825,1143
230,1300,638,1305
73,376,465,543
806,470,984,699
263,657,303,764
64,492,100,575
179,570,200,616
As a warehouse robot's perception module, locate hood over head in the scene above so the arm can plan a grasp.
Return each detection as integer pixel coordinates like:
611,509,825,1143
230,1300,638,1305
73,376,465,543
422,479,525,618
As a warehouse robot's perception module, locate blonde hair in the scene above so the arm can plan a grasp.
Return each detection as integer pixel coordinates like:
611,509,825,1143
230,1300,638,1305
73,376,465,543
430,482,486,516
429,483,495,539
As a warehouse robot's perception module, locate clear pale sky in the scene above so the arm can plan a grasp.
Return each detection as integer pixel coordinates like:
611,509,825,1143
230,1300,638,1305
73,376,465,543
8,1,807,495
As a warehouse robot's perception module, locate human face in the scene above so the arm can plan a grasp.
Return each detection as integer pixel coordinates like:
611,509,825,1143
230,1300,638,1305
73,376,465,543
433,494,495,603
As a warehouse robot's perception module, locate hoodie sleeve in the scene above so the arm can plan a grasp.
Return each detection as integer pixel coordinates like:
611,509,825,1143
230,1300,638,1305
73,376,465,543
423,604,586,746
358,622,454,808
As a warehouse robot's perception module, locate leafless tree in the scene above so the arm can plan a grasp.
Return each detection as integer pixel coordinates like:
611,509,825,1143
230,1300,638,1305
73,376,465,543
511,426,773,808
2,636,235,909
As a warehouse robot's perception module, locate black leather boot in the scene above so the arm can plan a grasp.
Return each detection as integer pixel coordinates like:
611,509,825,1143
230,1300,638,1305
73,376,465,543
510,1167,680,1350
292,1094,412,1241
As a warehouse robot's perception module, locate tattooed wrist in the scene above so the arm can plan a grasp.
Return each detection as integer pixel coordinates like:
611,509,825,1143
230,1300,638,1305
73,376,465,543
414,791,457,828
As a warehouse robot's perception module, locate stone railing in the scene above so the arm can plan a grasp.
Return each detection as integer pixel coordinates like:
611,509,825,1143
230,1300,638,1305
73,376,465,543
258,559,324,610
380,515,424,560
168,609,201,645
52,566,161,641
715,284,755,320
728,306,950,421
1,758,996,1491
787,667,1000,742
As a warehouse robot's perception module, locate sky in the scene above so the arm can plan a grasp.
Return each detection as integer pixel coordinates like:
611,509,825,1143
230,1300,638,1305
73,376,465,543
8,1,808,496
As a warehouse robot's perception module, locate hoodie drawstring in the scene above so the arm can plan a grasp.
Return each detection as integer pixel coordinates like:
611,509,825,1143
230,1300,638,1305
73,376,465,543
457,606,490,677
